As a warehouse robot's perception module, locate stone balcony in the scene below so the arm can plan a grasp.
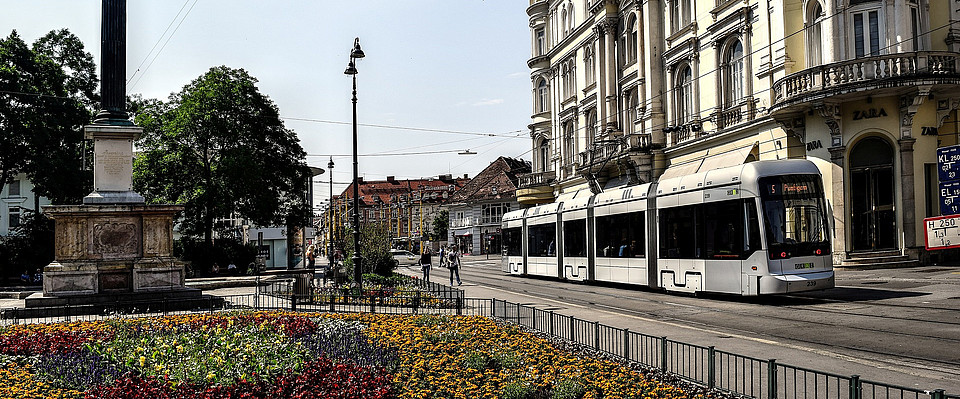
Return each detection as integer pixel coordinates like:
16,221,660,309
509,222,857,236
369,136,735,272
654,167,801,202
577,134,652,172
770,51,960,114
516,170,557,206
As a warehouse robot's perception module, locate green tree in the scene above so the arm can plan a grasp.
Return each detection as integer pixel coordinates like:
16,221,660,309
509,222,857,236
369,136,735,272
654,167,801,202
343,223,395,281
132,66,311,255
0,29,96,204
433,210,449,241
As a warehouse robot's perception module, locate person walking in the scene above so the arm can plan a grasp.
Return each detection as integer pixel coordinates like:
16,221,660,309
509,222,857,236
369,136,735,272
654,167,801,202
419,248,433,284
437,246,446,269
448,249,462,286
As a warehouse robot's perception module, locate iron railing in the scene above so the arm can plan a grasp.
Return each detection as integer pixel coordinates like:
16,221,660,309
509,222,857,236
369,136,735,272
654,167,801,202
0,283,954,399
488,299,954,399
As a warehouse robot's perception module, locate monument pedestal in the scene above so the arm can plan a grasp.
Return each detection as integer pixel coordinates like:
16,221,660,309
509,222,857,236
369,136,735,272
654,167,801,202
24,204,220,312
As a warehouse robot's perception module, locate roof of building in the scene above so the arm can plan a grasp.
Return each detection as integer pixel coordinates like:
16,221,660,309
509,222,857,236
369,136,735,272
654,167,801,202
338,175,470,207
450,157,531,203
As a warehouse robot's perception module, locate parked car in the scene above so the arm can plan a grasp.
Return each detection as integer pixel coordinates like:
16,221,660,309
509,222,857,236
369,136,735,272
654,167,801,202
390,249,418,265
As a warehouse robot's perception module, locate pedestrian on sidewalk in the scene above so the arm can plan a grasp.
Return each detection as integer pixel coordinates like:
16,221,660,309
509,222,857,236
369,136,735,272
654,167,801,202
438,246,446,269
448,250,462,286
419,248,433,284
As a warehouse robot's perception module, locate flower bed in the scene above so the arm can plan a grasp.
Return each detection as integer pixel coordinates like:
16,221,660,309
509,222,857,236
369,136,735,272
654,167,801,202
0,311,706,399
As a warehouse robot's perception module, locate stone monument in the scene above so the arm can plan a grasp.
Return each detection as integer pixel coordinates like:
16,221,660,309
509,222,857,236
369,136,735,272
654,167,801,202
23,0,210,311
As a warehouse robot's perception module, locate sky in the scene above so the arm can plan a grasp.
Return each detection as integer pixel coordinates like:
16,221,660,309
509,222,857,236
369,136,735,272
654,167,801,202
1,0,533,207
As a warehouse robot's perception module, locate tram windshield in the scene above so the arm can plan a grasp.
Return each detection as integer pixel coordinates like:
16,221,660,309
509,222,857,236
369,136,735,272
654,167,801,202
759,174,830,259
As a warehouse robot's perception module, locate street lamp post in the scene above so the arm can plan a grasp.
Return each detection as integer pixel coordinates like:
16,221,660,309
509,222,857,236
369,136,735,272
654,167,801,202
344,37,365,287
327,157,335,273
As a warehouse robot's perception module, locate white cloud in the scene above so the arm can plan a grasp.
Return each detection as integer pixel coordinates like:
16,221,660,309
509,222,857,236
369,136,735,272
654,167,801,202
473,98,504,106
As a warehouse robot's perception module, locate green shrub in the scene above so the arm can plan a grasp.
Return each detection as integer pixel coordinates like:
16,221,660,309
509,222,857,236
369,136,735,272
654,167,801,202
551,379,586,399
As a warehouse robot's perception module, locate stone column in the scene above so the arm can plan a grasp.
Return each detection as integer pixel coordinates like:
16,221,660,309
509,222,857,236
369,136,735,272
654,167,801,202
94,0,132,125
642,0,666,147
828,145,847,265
603,17,619,132
948,0,960,52
899,137,917,254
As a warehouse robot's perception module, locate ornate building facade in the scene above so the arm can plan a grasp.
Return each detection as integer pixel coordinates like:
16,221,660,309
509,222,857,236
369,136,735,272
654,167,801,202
518,0,960,266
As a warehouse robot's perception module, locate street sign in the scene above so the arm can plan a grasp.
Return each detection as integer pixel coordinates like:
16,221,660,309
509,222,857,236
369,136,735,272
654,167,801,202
924,215,960,250
938,145,960,182
940,181,960,216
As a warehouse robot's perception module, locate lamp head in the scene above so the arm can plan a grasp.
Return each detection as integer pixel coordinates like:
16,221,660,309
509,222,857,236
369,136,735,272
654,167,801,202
344,60,358,75
328,157,335,169
351,38,365,59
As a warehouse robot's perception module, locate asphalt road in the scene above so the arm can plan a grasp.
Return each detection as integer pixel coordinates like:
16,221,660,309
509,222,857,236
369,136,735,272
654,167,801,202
400,256,960,394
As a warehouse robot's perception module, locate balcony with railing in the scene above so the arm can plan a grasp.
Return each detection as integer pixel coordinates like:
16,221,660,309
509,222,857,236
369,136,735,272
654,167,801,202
450,216,480,229
516,170,557,206
518,170,556,189
771,51,960,114
714,97,756,131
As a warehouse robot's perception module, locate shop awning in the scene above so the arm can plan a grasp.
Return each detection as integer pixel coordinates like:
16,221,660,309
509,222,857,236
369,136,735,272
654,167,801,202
454,230,472,236
659,143,757,180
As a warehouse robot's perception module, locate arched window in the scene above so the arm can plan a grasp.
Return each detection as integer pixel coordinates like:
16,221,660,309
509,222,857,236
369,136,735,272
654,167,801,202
538,139,551,172
560,121,576,174
587,109,598,139
561,7,568,37
625,89,639,135
537,78,549,113
584,45,595,85
625,15,638,63
675,65,693,124
724,39,744,105
568,3,575,32
806,1,824,66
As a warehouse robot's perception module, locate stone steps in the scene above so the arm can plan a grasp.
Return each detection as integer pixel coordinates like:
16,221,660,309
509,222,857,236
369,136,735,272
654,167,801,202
839,250,921,269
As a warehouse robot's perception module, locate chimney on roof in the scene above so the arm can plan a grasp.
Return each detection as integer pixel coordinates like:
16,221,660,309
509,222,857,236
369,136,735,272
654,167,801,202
357,177,364,184
387,176,396,183
439,174,452,182
463,174,469,179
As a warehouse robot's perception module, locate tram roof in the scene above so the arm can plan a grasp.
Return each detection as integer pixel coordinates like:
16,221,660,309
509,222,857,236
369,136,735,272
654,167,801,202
502,209,526,221
656,159,821,195
527,201,561,216
593,183,652,206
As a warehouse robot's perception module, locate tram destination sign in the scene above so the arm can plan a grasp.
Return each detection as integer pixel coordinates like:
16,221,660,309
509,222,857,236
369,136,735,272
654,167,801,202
924,215,960,250
938,144,960,182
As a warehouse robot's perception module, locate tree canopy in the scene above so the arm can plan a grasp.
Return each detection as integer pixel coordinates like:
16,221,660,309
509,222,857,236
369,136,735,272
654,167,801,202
0,29,96,204
133,66,311,246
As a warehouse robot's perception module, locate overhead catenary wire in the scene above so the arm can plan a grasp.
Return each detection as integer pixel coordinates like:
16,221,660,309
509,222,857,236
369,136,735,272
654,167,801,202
126,0,193,86
128,0,201,92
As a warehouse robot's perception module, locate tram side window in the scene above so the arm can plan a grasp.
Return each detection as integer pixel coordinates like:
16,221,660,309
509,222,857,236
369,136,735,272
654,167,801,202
596,211,645,258
503,227,523,256
563,219,587,257
659,205,700,259
703,200,744,259
528,223,557,257
745,200,762,254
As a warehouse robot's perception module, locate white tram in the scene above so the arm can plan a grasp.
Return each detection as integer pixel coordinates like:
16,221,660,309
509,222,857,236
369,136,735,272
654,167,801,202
501,159,834,296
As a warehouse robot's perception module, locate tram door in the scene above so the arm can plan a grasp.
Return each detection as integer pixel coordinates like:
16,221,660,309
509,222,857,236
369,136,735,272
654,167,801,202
850,137,897,251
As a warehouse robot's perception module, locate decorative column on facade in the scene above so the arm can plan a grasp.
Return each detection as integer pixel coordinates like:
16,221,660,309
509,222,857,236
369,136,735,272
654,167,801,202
817,102,845,264
948,0,960,52
602,17,620,133
898,88,929,254
822,0,840,64
593,22,611,138
642,0,666,149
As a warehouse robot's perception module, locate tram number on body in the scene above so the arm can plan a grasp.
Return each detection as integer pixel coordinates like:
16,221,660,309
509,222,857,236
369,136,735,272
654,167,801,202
924,215,960,250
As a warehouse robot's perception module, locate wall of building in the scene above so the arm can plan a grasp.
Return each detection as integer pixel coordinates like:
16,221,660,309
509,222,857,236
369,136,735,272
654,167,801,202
0,174,51,236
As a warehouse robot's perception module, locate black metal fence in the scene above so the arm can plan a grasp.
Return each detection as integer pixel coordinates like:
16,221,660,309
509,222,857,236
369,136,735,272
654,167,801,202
0,281,955,399
490,299,955,399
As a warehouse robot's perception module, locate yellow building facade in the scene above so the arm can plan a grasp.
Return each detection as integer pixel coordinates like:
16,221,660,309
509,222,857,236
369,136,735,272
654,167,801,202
519,0,960,266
